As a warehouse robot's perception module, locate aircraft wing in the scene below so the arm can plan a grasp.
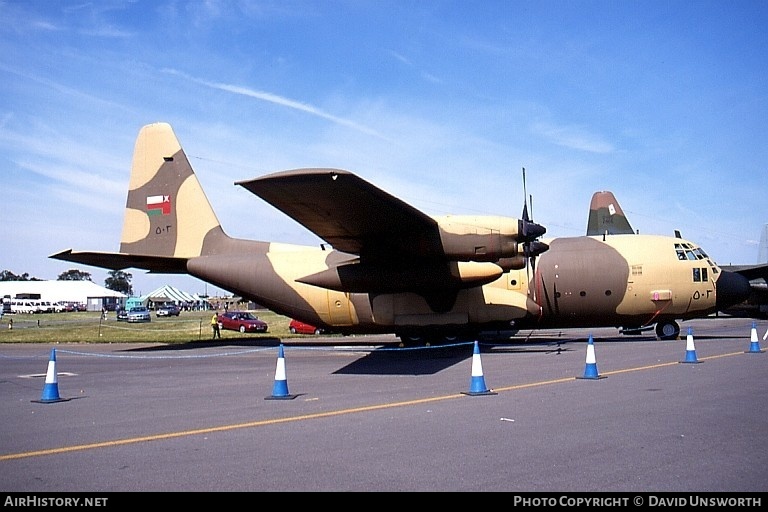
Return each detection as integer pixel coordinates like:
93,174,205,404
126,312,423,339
236,168,445,262
50,249,189,274
722,263,768,282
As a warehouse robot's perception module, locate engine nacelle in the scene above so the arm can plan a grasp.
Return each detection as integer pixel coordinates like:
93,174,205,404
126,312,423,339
297,260,504,293
434,215,546,262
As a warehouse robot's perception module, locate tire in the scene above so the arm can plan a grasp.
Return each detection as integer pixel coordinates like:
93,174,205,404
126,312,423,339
290,327,297,334
398,334,425,347
239,325,246,333
314,328,321,335
655,321,680,340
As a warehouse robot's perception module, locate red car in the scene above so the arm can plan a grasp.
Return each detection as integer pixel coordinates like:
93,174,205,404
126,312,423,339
289,319,327,335
217,311,268,334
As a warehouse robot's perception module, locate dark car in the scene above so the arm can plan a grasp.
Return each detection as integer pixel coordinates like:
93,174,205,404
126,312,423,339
116,308,129,321
156,304,181,317
289,319,327,335
217,311,268,334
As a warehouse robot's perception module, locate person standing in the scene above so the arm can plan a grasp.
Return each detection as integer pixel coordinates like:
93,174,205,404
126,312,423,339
211,313,221,339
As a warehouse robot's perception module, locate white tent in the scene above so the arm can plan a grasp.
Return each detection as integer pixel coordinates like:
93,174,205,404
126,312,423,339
0,280,126,312
142,285,210,310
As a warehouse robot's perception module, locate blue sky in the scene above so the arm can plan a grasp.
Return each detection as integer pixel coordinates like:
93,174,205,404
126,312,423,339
1,0,766,297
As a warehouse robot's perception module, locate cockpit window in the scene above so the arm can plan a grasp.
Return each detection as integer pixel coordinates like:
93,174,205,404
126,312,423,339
675,243,710,261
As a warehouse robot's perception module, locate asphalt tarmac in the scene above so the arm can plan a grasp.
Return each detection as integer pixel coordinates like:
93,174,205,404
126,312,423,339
1,317,766,493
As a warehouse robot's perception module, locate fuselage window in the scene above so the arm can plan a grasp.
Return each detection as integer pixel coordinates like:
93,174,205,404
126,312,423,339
693,268,701,282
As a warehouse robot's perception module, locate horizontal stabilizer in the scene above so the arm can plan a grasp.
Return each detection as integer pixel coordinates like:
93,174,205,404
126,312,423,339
50,249,189,274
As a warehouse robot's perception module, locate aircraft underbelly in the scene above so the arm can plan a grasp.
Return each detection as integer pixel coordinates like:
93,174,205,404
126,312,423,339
368,286,535,327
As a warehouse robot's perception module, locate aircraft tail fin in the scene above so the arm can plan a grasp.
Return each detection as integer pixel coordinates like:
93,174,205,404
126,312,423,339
758,223,768,264
51,123,230,273
586,191,635,236
119,122,226,259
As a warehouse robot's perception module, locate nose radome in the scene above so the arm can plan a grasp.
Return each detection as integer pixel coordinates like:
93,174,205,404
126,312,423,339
715,271,752,310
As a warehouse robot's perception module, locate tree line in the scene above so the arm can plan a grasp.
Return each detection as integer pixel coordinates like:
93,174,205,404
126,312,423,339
0,269,134,295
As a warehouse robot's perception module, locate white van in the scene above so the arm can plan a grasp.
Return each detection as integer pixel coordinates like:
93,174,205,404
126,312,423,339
11,300,37,314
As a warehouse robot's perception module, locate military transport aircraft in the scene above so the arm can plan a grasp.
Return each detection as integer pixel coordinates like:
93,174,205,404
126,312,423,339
51,123,755,344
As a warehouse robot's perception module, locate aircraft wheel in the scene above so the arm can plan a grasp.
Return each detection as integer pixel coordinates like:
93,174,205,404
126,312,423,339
655,321,680,340
398,334,423,346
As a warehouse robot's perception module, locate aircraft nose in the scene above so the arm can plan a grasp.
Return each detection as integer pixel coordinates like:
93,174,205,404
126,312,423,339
716,271,752,310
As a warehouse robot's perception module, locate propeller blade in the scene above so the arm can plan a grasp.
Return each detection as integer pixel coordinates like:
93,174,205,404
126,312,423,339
519,218,546,241
519,166,548,282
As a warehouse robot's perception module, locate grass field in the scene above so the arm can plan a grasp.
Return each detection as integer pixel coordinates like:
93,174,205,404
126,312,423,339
0,310,335,344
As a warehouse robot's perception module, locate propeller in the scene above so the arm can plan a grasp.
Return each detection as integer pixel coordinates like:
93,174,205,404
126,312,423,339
519,167,548,276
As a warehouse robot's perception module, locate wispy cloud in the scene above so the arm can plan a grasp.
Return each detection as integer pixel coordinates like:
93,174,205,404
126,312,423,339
30,20,61,31
81,26,134,38
388,50,443,84
163,69,388,140
531,121,614,153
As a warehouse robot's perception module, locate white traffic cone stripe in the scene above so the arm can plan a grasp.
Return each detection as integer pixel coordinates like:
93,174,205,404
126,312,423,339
686,333,695,351
44,359,58,385
585,344,596,364
274,357,286,381
471,353,483,377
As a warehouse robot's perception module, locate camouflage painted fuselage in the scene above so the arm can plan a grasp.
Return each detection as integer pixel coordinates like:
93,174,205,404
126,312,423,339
181,231,726,339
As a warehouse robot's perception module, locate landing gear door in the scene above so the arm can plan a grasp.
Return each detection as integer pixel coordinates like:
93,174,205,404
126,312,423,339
327,290,353,326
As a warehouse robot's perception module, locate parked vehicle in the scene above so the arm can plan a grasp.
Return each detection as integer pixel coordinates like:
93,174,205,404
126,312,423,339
10,300,37,314
116,308,129,321
289,319,327,335
126,306,151,323
37,301,54,313
156,304,181,317
217,311,268,333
